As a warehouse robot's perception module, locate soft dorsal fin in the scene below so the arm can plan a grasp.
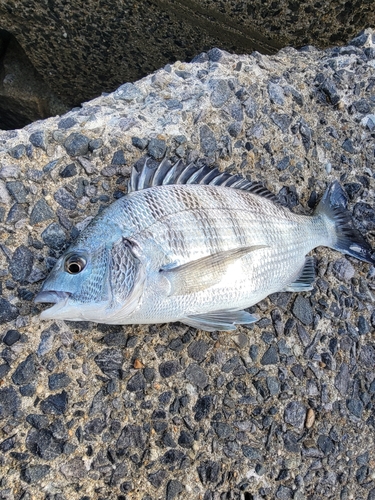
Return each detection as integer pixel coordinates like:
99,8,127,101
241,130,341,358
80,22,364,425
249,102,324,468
127,157,278,202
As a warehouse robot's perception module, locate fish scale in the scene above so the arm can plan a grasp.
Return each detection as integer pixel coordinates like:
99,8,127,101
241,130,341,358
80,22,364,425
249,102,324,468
35,158,375,331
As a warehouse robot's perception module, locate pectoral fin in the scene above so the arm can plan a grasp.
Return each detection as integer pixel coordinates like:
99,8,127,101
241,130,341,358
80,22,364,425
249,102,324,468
181,309,258,331
161,246,267,296
283,257,315,292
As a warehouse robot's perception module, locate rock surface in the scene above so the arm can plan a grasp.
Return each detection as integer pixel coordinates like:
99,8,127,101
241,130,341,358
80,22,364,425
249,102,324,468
0,30,375,499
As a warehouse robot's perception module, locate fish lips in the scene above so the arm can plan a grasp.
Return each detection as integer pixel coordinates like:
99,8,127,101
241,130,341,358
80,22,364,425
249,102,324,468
34,290,71,319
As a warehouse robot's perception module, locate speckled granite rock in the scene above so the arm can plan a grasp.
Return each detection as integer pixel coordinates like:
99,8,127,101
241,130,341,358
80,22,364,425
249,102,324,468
1,30,375,500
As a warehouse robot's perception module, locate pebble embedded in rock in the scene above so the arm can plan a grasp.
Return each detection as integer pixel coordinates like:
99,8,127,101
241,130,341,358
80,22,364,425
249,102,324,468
114,82,144,102
94,348,124,378
178,430,194,448
59,163,77,178
187,340,209,362
41,222,67,249
0,363,11,378
0,386,20,418
292,295,313,325
193,395,213,421
6,181,28,203
3,329,21,346
261,345,279,365
200,124,217,155
241,445,263,461
342,138,355,154
48,373,71,390
126,371,146,392
346,398,364,418
58,117,77,130
40,391,68,415
284,401,306,429
11,354,36,386
276,485,293,500
64,133,90,156
270,113,292,132
8,203,28,225
317,434,334,455
210,79,231,108
147,138,166,160
197,460,220,484
159,360,180,378
132,137,148,150
21,464,51,484
111,150,126,165
147,470,166,488
9,144,26,159
184,363,208,388
116,424,146,452
332,258,355,281
0,298,19,325
30,199,55,225
166,479,184,500
29,130,47,150
54,187,77,210
277,156,290,171
9,245,34,283
268,82,285,106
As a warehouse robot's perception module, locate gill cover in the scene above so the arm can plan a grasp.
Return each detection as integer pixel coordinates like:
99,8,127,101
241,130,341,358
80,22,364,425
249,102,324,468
104,237,146,323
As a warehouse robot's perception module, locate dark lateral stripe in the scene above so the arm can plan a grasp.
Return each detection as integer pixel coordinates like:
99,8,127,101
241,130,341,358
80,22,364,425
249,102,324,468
226,209,247,246
195,209,222,253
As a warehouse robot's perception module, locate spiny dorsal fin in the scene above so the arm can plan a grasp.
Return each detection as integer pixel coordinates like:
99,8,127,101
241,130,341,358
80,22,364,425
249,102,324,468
127,157,278,202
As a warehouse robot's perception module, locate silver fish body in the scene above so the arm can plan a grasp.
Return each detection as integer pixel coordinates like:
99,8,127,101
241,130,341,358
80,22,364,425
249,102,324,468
35,159,374,331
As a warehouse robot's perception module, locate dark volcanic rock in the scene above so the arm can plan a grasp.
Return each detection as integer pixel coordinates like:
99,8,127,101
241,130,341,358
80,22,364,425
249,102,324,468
41,222,67,249
126,371,146,392
3,329,20,346
116,425,146,452
159,360,181,378
12,354,37,386
292,295,313,325
30,198,55,225
64,133,89,156
21,464,50,484
0,386,20,419
40,391,68,415
94,348,124,378
9,245,33,282
166,479,184,500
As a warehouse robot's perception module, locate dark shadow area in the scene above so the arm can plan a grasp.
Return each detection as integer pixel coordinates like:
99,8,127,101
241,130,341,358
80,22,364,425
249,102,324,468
0,29,68,130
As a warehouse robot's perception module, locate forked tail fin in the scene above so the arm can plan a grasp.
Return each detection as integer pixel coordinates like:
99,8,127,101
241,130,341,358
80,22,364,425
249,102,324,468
315,181,375,265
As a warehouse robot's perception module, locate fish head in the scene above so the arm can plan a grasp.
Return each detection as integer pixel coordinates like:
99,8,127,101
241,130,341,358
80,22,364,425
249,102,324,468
35,224,144,323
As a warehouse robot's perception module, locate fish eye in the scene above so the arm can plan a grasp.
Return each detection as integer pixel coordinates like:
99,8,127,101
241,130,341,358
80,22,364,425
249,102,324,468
65,255,87,274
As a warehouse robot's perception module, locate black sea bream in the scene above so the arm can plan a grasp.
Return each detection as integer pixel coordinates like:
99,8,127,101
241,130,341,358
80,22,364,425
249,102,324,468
35,158,375,331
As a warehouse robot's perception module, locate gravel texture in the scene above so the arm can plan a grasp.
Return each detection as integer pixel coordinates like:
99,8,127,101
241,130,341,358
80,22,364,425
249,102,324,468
0,29,375,500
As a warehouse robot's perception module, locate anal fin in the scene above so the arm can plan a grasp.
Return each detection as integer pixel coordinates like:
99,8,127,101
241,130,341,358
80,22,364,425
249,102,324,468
180,309,258,332
283,257,315,292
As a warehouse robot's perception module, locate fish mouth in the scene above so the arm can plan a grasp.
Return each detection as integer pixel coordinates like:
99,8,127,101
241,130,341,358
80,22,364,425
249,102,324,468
34,290,71,304
34,290,71,319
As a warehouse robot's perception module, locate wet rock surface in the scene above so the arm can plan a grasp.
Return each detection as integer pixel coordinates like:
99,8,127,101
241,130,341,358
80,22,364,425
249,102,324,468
0,31,375,499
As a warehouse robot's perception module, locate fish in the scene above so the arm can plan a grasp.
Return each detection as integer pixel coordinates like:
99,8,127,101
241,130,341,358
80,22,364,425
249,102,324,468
34,157,375,331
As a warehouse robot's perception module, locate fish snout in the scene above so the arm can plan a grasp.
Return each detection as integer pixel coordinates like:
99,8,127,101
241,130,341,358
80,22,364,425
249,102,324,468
34,290,71,304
